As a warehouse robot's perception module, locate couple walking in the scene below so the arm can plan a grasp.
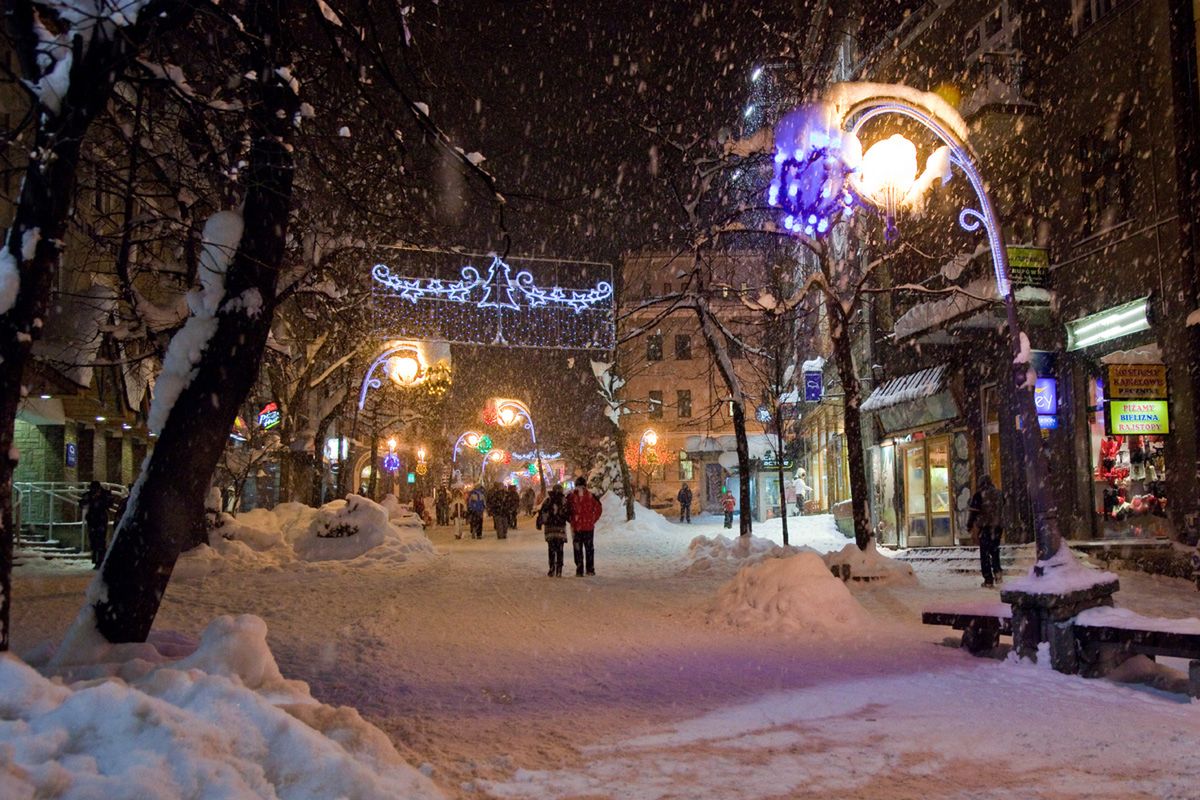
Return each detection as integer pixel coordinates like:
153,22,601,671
536,476,603,577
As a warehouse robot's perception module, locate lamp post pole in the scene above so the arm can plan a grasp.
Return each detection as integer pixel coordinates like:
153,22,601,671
843,97,1060,564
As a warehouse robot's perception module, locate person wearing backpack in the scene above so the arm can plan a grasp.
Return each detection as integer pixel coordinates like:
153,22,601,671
567,476,602,576
536,483,571,577
967,475,1004,588
466,484,486,539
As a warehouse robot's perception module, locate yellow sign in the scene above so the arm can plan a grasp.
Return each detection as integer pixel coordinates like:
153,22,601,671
1105,364,1167,399
1107,400,1169,435
1008,246,1049,288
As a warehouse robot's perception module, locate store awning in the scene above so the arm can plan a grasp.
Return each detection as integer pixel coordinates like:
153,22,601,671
861,364,949,413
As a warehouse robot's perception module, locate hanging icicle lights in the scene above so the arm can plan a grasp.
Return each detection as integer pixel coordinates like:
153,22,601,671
370,249,615,350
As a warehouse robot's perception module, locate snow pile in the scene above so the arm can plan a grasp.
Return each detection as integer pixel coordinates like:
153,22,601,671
176,495,436,575
682,533,813,575
595,492,673,538
709,552,872,636
1005,545,1118,595
0,615,444,799
822,540,917,586
1075,606,1200,636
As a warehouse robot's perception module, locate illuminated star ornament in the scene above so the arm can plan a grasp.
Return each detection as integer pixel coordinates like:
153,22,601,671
370,251,615,350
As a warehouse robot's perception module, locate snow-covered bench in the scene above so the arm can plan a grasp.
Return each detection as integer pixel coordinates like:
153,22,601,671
921,602,1012,654
923,603,1200,698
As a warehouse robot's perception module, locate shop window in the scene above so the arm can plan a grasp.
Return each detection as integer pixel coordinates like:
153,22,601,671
899,436,955,547
982,385,1003,489
647,334,663,362
649,390,663,419
1071,0,1128,36
678,453,694,481
677,389,692,418
662,281,673,295
674,334,692,360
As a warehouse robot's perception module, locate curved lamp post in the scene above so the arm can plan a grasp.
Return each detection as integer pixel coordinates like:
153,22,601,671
770,85,1059,567
452,430,485,482
490,398,546,492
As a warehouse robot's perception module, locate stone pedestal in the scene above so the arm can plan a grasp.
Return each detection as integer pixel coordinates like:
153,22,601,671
1000,580,1120,672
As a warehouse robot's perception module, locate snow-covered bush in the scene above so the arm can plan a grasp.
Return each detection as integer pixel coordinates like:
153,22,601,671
823,540,917,586
586,435,625,496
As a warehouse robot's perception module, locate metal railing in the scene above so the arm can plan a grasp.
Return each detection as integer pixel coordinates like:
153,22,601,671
12,481,129,552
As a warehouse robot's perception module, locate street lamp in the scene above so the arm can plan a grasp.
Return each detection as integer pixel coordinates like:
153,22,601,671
770,85,1059,569
489,398,546,492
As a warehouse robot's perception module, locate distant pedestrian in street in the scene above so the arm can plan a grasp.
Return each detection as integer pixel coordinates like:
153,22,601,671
487,482,510,539
537,483,571,577
467,484,486,539
677,483,693,523
78,481,113,569
968,475,1004,588
521,486,536,517
567,476,603,576
720,487,736,529
435,486,450,526
450,488,467,539
794,469,811,516
506,484,521,529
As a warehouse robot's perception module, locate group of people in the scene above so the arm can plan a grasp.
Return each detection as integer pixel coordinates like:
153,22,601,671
438,476,603,577
672,468,813,526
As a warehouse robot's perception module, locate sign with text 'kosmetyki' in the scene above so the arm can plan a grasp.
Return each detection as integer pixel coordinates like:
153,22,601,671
1104,364,1167,399
1106,400,1170,435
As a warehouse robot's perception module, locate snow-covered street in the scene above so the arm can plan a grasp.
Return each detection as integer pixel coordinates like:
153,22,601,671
10,501,1199,799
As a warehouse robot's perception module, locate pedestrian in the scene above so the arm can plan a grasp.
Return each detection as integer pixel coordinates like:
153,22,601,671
487,482,509,539
794,469,811,516
467,484,486,539
968,474,1004,588
521,485,536,517
450,487,467,539
720,487,736,529
78,481,113,569
435,485,450,526
567,476,602,576
506,484,520,529
536,483,570,577
676,483,693,523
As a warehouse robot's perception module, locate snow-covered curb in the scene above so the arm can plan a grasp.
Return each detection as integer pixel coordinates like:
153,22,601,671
3,615,444,799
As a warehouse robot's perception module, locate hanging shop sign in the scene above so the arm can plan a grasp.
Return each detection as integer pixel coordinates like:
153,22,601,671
1037,415,1059,430
257,402,282,430
803,372,823,402
1104,364,1167,400
1033,378,1057,414
66,442,77,468
1008,246,1049,289
1065,297,1150,351
1106,400,1170,435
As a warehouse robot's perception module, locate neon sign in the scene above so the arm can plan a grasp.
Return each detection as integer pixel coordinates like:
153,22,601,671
257,402,281,430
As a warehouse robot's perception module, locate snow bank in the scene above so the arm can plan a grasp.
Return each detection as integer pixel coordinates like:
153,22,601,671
595,492,674,538
0,615,444,799
1075,606,1200,637
1005,545,1118,595
682,533,814,575
822,540,917,586
709,552,872,636
176,495,436,575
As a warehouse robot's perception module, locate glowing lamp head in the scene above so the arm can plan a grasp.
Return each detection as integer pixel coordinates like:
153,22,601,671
417,447,427,462
498,407,517,426
489,449,505,463
386,437,398,451
465,432,479,447
642,429,658,447
858,134,918,239
386,353,422,386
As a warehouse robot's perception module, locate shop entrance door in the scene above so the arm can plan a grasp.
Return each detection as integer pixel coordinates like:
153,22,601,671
899,436,955,548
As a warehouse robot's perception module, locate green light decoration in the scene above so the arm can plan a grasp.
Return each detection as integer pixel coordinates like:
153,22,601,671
475,434,493,454
526,462,538,476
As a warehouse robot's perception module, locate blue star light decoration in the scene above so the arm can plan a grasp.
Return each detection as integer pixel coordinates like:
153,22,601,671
767,104,857,238
371,254,615,350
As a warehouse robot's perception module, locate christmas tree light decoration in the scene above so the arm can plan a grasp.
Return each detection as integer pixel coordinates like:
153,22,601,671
382,452,401,473
370,248,614,350
475,434,493,454
526,462,538,476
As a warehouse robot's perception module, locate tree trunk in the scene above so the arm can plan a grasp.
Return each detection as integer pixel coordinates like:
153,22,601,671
729,399,753,536
80,6,299,645
613,423,635,521
776,414,789,546
827,299,872,550
0,3,185,650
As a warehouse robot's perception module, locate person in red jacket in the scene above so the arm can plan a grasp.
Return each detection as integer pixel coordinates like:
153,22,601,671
720,487,736,529
567,475,603,576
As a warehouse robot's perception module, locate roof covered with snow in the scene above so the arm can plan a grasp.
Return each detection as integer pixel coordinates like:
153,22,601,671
860,364,949,413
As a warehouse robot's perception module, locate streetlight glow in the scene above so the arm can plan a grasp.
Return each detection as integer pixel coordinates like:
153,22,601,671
386,353,422,386
641,429,658,447
858,134,918,238
386,437,397,451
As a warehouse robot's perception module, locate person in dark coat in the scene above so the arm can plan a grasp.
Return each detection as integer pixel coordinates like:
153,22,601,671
78,481,113,569
506,484,520,529
435,486,450,526
486,482,509,539
677,483,693,523
466,484,486,539
536,484,571,576
521,486,536,517
967,475,1004,588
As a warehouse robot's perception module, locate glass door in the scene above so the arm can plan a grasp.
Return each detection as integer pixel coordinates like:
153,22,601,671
927,436,954,546
901,442,928,547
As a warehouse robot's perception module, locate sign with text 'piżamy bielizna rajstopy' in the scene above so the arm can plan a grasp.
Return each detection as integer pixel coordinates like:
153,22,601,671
1106,400,1169,435
1104,364,1167,399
